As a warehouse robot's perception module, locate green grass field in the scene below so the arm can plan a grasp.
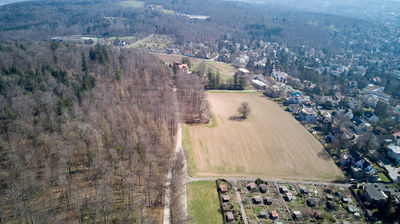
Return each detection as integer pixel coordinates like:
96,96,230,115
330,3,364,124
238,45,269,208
187,181,223,224
378,172,391,183
107,36,136,41
118,0,144,8
183,124,197,176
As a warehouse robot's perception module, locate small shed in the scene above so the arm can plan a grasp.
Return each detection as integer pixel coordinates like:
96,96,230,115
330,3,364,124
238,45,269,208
247,182,257,191
226,212,234,222
264,197,273,205
285,192,293,201
306,198,317,207
271,210,279,219
342,197,352,203
293,211,303,220
253,195,262,204
259,184,268,193
326,195,334,200
326,201,338,210
259,210,267,218
219,184,228,193
222,195,230,202
347,205,358,213
300,186,309,194
280,186,288,194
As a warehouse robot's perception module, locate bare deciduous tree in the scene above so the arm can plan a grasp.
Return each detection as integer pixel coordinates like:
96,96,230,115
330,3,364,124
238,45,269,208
238,102,251,119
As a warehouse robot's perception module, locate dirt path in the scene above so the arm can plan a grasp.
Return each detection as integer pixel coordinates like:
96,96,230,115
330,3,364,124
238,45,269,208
235,189,249,224
163,87,189,224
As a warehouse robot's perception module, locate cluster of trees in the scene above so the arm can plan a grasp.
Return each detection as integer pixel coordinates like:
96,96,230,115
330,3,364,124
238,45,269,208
176,71,209,124
206,72,246,90
0,42,177,223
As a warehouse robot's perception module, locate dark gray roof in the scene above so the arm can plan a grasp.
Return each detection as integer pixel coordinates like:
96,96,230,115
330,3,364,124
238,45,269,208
368,183,400,197
365,183,387,201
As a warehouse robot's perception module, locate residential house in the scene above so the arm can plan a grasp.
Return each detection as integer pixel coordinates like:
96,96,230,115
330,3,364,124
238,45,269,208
298,106,318,123
363,183,388,206
351,158,379,182
264,85,282,98
271,70,290,83
339,153,352,166
350,118,371,134
387,144,400,163
363,84,391,100
252,79,267,90
238,68,249,74
364,111,379,123
259,211,267,218
178,64,189,71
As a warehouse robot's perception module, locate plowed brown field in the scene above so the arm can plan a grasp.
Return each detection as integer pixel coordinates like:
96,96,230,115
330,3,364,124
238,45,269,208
187,92,344,181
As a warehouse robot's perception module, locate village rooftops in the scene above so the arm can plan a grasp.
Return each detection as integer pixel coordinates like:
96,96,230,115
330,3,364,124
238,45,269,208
301,106,316,115
252,79,267,87
363,84,384,93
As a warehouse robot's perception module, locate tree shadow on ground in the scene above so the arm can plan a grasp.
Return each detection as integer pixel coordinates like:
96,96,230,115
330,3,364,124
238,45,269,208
229,115,245,121
317,150,331,161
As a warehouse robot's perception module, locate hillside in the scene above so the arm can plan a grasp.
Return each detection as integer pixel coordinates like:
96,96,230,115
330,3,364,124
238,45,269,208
0,42,177,223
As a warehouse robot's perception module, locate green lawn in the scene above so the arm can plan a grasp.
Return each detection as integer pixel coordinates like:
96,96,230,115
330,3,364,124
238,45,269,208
118,0,144,8
188,181,223,224
107,36,136,41
183,124,197,176
378,172,392,183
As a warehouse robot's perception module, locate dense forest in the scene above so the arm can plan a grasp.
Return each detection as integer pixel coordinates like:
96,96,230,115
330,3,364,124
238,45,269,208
0,0,373,51
0,42,178,223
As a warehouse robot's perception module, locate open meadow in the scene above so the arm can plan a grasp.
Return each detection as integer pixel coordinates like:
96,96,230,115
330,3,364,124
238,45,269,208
186,92,344,181
187,181,223,224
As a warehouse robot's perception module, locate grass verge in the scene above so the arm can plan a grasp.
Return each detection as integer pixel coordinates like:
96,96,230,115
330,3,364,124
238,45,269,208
378,172,392,183
118,0,144,8
183,124,197,176
187,181,223,224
